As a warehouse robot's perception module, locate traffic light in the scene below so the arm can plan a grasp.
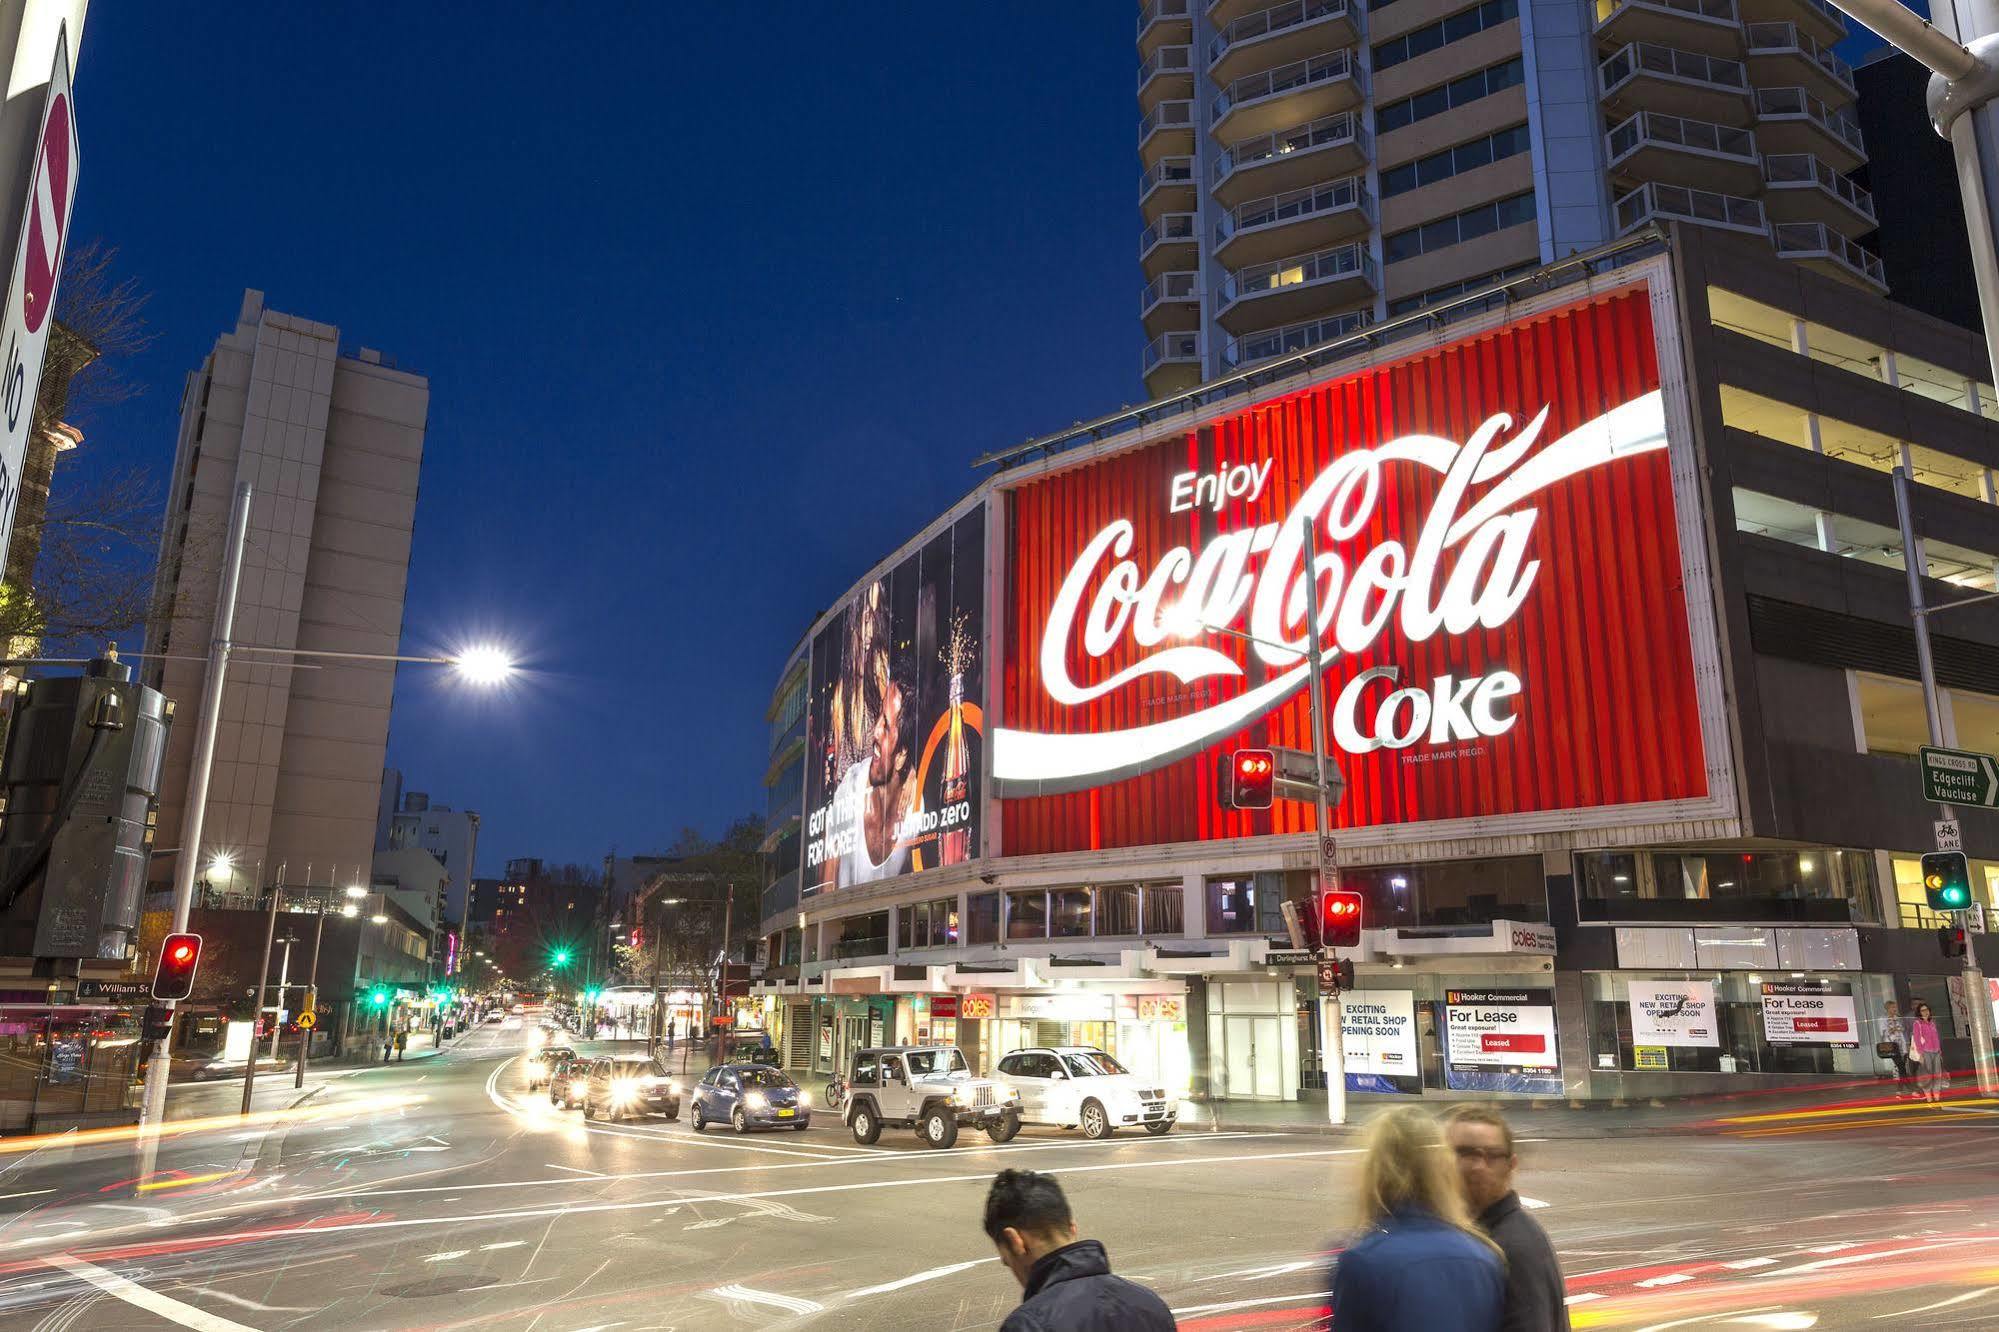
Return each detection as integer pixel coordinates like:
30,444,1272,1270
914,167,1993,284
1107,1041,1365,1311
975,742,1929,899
367,986,391,1008
551,947,572,967
1941,924,1970,958
1320,889,1363,949
1922,852,1974,912
1227,749,1275,809
150,932,202,1001
1332,958,1355,991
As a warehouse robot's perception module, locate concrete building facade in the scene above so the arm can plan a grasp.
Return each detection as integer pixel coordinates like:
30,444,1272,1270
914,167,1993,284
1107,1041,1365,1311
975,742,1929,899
1139,0,1879,397
143,290,428,900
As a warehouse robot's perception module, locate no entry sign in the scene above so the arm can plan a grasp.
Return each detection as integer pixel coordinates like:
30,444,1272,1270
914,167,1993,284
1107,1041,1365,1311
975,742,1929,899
0,28,77,567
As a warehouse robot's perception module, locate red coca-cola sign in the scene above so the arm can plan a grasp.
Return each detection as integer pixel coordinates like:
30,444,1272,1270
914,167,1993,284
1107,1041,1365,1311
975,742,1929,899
998,287,1709,855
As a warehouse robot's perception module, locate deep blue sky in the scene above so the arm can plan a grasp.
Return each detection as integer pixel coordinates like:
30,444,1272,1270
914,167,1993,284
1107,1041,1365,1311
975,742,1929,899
69,6,1134,871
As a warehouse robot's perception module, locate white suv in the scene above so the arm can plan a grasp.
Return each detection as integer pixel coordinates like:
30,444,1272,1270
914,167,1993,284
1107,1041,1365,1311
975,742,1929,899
996,1047,1175,1139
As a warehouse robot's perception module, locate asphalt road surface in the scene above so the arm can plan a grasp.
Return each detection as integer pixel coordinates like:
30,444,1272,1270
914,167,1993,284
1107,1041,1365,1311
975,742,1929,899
0,1017,1993,1330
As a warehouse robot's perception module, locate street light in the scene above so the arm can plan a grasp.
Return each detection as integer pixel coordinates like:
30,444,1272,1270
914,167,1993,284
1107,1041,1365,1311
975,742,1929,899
345,884,367,899
137,482,519,1132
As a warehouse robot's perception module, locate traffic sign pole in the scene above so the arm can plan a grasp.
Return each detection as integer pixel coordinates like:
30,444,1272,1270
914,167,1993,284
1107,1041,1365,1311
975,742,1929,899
1895,468,1999,1096
296,903,326,1089
1299,524,1347,1128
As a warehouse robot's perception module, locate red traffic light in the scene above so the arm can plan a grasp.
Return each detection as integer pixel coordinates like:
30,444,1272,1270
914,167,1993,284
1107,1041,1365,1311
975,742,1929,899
151,931,203,1002
1321,890,1363,949
1228,748,1275,809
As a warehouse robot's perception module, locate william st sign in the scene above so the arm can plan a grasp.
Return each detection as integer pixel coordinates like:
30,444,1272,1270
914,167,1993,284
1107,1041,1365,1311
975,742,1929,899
1920,745,1999,809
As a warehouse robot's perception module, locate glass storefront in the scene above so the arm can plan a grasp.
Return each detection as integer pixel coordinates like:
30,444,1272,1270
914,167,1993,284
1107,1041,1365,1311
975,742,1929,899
1584,970,1896,1077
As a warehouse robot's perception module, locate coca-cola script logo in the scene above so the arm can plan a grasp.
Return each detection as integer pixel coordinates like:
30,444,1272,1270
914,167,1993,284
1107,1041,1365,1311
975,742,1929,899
993,389,1668,792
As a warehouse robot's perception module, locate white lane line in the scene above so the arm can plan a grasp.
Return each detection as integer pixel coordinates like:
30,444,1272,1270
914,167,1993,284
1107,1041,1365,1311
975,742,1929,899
42,1252,261,1332
1722,1257,1779,1270
544,1164,602,1177
1172,1290,1329,1317
116,1142,1370,1243
1751,1239,1972,1279
480,1241,527,1251
706,1284,823,1315
1519,1196,1550,1210
843,1259,995,1299
1635,1272,1694,1288
1566,1293,1604,1306
425,1250,470,1263
1874,1286,1998,1318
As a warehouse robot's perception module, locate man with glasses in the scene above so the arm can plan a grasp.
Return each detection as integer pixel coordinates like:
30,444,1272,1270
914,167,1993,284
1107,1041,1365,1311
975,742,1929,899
1442,1104,1569,1332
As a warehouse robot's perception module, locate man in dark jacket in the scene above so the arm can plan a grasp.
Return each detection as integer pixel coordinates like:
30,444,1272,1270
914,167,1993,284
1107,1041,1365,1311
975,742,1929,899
982,1169,1174,1331
1444,1105,1569,1332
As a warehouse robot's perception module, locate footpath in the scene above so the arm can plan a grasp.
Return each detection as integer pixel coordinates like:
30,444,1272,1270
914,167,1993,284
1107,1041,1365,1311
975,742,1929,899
164,1026,459,1121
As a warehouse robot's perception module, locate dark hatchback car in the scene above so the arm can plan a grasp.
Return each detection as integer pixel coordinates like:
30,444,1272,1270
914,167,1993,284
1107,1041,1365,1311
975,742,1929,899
581,1055,682,1122
548,1055,590,1108
691,1063,810,1133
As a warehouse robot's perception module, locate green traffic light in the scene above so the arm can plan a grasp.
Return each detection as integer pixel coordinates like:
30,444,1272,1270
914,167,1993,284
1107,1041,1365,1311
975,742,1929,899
551,948,571,966
369,988,390,1007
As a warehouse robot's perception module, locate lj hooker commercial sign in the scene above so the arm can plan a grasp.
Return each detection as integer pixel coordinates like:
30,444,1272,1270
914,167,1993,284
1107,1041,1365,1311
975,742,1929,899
997,286,1718,854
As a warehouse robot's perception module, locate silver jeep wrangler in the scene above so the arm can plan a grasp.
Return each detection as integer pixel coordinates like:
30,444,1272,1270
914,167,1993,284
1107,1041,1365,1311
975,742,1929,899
842,1045,1020,1148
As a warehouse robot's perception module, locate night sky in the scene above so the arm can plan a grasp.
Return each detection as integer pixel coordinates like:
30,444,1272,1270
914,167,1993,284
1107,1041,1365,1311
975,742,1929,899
67,5,1133,870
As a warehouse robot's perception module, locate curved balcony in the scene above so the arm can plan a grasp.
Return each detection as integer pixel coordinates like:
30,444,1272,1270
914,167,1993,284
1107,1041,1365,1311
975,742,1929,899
1143,329,1202,398
1211,111,1367,206
1223,307,1373,370
1141,270,1200,337
1599,42,1752,126
1594,0,1743,59
1614,180,1767,237
1762,153,1875,233
1214,175,1371,267
1605,110,1761,194
1209,0,1359,87
1211,49,1361,143
1754,86,1866,171
1139,44,1195,112
1140,155,1198,219
1745,22,1856,105
1216,241,1376,333
1739,0,1846,46
1772,221,1886,292
1139,0,1193,57
1140,98,1197,165
1140,211,1198,278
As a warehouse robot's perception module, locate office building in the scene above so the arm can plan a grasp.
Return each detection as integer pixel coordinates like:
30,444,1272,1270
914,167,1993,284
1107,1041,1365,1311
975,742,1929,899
378,776,482,929
1138,0,1879,396
142,290,428,900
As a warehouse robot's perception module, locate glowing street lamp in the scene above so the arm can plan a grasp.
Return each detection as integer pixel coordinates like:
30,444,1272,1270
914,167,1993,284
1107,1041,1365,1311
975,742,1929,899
450,644,516,686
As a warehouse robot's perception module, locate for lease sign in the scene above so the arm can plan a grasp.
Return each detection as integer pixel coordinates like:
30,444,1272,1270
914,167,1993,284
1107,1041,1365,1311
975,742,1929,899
1760,980,1858,1048
1444,989,1558,1072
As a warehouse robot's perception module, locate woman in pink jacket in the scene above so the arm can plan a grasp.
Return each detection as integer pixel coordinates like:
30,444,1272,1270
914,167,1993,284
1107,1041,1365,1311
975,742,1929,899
1909,1001,1946,1104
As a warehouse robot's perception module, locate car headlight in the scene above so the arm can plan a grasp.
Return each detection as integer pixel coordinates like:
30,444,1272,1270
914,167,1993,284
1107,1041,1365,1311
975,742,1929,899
666,1081,681,1097
611,1078,638,1102
745,1091,767,1110
797,1090,810,1108
952,1085,972,1103
568,1079,585,1095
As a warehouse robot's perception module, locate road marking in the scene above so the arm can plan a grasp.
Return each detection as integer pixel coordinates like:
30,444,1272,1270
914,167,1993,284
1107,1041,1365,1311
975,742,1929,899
543,1164,602,1177
1519,1196,1550,1209
1751,1239,1971,1279
425,1250,471,1263
1565,1293,1603,1306
1635,1273,1694,1288
42,1252,261,1332
1172,1290,1328,1316
843,1258,995,1299
1875,1286,1997,1318
1722,1257,1779,1269
706,1284,823,1315
480,1241,526,1251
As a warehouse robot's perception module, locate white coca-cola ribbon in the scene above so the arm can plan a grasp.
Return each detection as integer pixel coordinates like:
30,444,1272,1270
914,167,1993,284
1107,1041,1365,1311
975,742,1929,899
994,389,1667,793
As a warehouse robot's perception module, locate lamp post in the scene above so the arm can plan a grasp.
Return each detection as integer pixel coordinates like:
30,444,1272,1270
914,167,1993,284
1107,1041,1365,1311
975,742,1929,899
134,482,515,1131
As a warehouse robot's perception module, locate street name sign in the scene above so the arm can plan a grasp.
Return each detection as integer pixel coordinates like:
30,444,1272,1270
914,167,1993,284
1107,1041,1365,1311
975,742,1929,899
1920,746,1999,808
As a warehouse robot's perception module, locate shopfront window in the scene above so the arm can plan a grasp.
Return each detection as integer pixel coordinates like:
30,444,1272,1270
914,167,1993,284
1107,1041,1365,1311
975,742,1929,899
1052,889,1092,938
1340,857,1546,929
1584,971,1896,1077
1098,885,1139,936
1144,884,1184,935
967,892,999,945
1578,849,1877,924
897,898,959,950
1007,891,1048,940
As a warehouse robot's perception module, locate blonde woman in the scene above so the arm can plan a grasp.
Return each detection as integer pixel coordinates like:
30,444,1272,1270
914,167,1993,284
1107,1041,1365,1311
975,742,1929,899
1330,1106,1505,1331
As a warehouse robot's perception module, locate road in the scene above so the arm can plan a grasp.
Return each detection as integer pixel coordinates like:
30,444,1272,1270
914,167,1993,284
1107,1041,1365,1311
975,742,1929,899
0,1018,1992,1329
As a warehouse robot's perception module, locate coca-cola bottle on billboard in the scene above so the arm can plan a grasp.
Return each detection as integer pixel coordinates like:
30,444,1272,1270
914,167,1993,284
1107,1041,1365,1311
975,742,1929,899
940,669,970,865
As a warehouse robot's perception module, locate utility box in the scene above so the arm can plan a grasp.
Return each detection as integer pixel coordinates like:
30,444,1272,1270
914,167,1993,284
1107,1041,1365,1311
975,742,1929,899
0,656,172,959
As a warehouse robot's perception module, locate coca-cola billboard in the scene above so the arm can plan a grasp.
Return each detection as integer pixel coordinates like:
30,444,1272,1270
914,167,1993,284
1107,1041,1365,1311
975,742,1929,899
803,507,985,895
996,287,1714,855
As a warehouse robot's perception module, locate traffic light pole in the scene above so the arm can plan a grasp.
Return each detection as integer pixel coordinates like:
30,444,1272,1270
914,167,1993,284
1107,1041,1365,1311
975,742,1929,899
135,483,253,1152
296,904,326,1089
1299,526,1348,1127
1894,467,1999,1094
242,882,283,1115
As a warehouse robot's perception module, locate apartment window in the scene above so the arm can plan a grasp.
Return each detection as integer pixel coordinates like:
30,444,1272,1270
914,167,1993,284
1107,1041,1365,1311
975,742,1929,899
1342,857,1547,928
967,892,999,945
1373,0,1519,72
1381,125,1530,199
1143,884,1185,935
1378,57,1524,135
1580,849,1877,924
1384,192,1536,264
1007,890,1048,941
1098,885,1140,936
1052,889,1092,938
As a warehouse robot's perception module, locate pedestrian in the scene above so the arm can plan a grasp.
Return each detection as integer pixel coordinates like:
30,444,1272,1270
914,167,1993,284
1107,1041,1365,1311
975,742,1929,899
1909,1001,1946,1103
981,1168,1173,1331
394,1028,409,1062
1443,1105,1569,1332
1329,1105,1504,1332
1876,999,1913,1097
